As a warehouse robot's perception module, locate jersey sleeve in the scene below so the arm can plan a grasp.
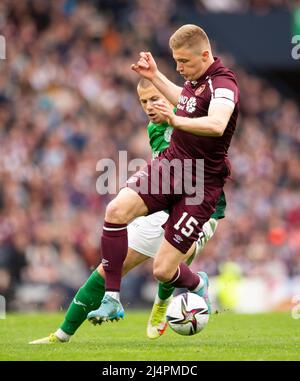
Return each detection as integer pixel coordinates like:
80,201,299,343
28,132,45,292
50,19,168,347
209,75,239,110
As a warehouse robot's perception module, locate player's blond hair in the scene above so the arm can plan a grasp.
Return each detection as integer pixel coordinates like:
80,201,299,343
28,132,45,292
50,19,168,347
137,78,154,90
169,24,211,52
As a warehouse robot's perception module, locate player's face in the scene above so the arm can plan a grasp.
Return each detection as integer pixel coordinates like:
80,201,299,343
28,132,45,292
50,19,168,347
172,47,207,81
138,86,168,124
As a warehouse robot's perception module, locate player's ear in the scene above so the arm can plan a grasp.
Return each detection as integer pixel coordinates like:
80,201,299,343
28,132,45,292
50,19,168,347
202,50,209,61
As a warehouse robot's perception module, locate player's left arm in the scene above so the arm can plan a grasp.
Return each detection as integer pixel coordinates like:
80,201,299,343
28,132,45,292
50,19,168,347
153,101,233,137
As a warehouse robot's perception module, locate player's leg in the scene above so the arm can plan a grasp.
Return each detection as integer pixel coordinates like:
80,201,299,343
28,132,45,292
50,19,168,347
147,241,195,339
154,184,225,314
155,242,196,300
101,187,148,291
155,218,218,302
104,209,199,339
86,186,149,324
29,248,149,344
153,191,224,309
152,237,211,314
153,238,205,289
58,247,149,332
87,213,169,326
87,159,171,324
29,268,107,344
147,218,219,338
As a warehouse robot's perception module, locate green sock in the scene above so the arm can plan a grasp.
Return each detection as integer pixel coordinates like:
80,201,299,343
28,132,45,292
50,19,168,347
157,281,175,301
157,246,197,301
60,270,105,335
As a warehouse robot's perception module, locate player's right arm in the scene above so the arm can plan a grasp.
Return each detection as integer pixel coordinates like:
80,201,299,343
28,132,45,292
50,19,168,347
131,52,182,106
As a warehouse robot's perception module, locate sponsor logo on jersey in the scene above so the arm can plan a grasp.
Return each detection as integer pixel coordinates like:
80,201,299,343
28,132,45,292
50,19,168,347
177,96,186,110
186,97,197,113
177,95,197,113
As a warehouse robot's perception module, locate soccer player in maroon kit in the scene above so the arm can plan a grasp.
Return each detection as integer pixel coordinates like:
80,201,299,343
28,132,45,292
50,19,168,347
87,24,240,324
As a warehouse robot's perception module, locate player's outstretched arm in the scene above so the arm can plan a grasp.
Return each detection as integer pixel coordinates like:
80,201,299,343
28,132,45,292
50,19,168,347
131,51,182,106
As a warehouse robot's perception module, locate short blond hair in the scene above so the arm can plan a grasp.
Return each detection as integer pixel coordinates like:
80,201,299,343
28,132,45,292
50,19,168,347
137,78,154,91
169,24,210,51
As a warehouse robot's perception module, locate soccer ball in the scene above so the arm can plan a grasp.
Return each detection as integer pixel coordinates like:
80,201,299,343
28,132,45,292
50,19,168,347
166,292,209,336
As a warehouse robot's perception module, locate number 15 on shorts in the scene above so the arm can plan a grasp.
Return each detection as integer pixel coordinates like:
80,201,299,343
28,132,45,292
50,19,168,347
174,212,199,237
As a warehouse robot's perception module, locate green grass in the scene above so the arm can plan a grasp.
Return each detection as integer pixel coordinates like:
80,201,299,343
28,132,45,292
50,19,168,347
0,311,299,361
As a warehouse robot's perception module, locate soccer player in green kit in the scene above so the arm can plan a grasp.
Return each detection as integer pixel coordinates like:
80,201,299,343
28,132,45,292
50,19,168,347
29,79,226,344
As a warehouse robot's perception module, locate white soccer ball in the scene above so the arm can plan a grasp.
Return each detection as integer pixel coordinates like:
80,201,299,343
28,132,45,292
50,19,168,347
166,292,209,336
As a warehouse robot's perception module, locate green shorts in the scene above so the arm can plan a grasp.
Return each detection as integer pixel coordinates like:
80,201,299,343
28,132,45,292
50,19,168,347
211,191,226,220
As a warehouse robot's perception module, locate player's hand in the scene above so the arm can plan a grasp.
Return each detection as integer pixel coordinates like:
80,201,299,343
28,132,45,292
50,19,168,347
153,101,177,127
131,52,158,80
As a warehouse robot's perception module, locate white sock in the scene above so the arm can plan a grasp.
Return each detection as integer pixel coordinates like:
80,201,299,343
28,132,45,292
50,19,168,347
106,291,120,301
191,274,204,293
55,328,71,342
154,294,172,306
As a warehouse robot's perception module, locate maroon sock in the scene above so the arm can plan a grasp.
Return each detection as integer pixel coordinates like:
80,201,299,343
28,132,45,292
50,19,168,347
101,221,128,291
168,262,200,290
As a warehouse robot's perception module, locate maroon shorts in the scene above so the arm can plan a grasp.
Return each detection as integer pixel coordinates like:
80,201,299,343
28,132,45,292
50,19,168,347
127,156,225,253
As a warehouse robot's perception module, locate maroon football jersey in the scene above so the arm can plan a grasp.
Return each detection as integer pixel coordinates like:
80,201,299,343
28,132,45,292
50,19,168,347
166,57,239,179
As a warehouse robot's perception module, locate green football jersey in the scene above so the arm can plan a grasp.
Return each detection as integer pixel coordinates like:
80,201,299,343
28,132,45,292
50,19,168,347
146,119,226,219
147,121,173,158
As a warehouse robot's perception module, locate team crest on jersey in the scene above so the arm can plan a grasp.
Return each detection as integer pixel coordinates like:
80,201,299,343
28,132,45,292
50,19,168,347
186,97,197,113
164,127,173,143
195,84,206,96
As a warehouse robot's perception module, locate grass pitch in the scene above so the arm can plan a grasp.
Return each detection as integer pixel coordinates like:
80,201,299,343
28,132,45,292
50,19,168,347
0,311,299,361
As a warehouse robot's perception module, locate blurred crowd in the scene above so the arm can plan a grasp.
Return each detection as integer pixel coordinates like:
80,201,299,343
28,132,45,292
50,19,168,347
0,0,299,311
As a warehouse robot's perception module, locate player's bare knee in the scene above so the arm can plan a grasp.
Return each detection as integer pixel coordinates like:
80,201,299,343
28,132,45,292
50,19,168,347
153,266,172,283
105,199,129,223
